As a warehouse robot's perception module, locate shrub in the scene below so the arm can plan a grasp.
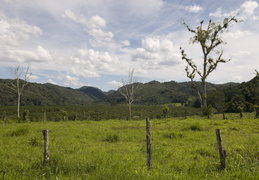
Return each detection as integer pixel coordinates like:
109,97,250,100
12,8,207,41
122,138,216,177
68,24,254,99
189,122,203,131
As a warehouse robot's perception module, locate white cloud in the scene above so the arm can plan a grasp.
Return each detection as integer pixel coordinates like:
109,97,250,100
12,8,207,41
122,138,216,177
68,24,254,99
209,8,238,17
87,29,114,41
59,74,85,87
37,46,52,61
241,1,258,14
47,79,58,85
62,9,106,28
132,37,181,70
108,80,123,89
209,1,258,19
1,46,52,63
0,14,52,64
69,67,99,78
121,40,131,47
67,48,119,78
185,5,203,13
0,16,42,46
29,75,39,80
224,30,252,39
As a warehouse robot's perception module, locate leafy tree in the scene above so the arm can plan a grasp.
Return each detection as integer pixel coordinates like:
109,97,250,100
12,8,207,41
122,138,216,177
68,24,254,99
162,106,170,118
10,65,32,118
180,17,239,115
118,69,139,120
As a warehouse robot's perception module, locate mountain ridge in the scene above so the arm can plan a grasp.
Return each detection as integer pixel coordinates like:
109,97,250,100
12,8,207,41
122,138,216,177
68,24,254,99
0,76,258,112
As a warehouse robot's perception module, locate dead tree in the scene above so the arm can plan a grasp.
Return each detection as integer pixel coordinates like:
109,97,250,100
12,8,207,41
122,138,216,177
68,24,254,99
10,65,31,118
118,69,139,120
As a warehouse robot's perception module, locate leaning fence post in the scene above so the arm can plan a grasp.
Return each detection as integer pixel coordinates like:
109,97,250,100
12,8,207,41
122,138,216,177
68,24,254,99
42,129,50,164
146,117,152,170
215,129,227,169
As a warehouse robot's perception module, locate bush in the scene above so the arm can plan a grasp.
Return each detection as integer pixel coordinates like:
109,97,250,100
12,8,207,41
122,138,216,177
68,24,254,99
189,122,203,131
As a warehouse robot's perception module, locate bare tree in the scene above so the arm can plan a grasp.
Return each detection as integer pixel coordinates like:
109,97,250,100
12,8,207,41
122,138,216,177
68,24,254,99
118,69,139,120
180,17,239,115
10,65,32,118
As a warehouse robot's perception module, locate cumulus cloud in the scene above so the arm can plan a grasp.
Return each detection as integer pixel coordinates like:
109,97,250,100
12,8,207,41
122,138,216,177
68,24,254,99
209,8,237,17
0,15,42,46
224,30,252,39
121,40,131,47
132,37,181,70
87,29,114,47
0,14,52,63
59,74,85,87
185,5,203,13
209,1,258,19
1,46,52,63
62,9,106,28
241,0,258,14
47,79,58,85
108,80,123,88
67,48,119,78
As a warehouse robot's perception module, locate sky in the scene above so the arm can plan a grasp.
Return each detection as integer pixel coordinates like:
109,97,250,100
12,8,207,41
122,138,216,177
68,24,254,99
0,0,259,91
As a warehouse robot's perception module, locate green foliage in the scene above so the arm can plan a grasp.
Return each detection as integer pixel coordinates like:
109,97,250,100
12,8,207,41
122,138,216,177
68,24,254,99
22,110,30,122
0,104,201,122
162,106,170,118
188,122,203,131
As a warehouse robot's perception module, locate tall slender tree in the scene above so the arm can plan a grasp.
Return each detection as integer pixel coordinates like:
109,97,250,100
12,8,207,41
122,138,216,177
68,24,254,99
118,69,139,120
10,65,31,118
180,17,239,115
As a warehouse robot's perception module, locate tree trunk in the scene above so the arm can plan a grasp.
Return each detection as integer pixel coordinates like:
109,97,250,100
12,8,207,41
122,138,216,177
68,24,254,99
17,92,21,118
128,103,132,120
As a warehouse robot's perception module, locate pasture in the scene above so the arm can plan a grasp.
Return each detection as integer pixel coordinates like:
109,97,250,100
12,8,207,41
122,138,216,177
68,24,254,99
0,115,259,179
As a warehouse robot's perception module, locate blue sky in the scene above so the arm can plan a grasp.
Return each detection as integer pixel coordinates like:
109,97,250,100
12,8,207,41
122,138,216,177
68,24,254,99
0,0,258,91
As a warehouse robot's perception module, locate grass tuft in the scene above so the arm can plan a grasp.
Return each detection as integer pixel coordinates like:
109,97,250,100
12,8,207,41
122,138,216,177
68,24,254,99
103,134,119,143
5,127,29,137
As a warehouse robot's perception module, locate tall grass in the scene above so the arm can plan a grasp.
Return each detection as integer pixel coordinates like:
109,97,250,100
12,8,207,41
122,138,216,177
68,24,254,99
0,116,258,179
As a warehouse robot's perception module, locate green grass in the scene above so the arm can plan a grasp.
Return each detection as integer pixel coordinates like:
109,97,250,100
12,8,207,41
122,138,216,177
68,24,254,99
0,116,259,179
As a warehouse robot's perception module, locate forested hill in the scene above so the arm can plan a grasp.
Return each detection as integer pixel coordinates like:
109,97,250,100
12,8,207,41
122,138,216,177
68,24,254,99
0,79,105,106
102,80,239,105
103,75,259,112
0,76,258,111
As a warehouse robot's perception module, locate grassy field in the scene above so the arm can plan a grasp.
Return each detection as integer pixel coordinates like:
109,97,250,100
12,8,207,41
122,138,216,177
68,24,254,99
0,115,259,179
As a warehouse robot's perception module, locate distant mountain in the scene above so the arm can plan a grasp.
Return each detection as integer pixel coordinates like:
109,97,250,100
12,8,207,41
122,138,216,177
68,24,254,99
0,76,258,112
102,80,238,105
0,79,95,106
78,86,107,100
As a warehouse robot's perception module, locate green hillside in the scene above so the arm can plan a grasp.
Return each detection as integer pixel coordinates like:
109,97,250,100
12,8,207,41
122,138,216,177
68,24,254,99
0,75,258,114
0,79,95,106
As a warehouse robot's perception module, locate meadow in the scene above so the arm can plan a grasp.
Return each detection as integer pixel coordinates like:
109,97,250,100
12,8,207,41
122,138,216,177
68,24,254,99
0,114,259,179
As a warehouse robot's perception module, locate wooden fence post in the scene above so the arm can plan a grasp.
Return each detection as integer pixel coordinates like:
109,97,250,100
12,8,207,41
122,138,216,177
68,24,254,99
146,117,152,170
42,129,50,164
215,129,227,169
